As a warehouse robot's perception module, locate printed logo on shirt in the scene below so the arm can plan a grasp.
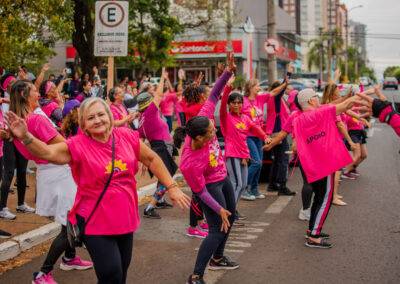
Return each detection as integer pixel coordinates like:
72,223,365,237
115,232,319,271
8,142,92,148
105,160,128,174
352,117,359,123
235,122,247,130
208,141,220,167
306,131,326,144
251,107,256,118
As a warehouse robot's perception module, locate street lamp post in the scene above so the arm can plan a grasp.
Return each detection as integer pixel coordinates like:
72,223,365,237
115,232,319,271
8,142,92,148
344,5,363,83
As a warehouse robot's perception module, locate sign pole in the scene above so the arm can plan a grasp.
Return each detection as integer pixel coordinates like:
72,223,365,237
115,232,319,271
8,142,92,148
107,56,114,103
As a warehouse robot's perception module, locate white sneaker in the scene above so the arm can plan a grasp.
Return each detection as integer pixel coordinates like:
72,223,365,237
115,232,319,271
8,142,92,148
241,192,256,201
298,208,311,221
16,203,35,213
0,207,16,220
255,193,266,199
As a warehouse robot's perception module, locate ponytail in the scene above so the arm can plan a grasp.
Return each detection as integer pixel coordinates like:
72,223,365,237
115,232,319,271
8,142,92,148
173,116,211,148
173,126,187,148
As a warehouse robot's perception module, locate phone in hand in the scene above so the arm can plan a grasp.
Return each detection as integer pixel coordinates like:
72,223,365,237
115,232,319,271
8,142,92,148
66,68,72,74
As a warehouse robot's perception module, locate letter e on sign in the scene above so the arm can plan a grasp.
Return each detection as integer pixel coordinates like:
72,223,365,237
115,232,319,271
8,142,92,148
95,1,129,56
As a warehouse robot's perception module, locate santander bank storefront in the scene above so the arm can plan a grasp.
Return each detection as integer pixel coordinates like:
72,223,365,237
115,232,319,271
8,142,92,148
167,39,245,84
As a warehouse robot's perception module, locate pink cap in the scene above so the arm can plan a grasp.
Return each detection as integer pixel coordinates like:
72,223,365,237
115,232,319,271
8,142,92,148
3,76,15,90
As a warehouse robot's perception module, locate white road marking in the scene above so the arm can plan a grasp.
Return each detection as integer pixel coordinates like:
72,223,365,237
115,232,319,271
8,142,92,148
231,227,264,233
226,241,252,248
195,248,244,253
229,233,258,240
245,221,270,227
264,196,293,214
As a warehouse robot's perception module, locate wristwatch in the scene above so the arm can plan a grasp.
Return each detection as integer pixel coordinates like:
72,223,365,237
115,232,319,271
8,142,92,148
22,134,33,145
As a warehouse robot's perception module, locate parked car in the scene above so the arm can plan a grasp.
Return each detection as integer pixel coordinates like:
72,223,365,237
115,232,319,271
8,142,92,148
383,77,398,90
359,77,370,86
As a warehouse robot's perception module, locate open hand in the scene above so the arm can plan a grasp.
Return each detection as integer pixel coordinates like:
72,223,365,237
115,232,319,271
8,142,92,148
227,74,235,87
226,51,236,73
219,208,232,233
168,186,191,210
288,62,294,74
42,62,51,72
5,111,29,140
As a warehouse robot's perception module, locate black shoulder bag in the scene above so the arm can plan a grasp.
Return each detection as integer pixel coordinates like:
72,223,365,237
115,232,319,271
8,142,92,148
67,133,115,248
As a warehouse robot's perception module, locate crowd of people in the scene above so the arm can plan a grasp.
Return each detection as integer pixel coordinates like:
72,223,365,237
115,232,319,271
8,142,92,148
0,51,398,284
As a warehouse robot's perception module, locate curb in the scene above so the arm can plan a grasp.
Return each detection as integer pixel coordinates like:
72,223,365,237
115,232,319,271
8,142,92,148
0,174,184,262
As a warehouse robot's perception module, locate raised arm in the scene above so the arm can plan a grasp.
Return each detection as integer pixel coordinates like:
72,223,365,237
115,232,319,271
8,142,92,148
335,95,367,115
270,62,293,98
153,67,167,108
219,75,235,133
332,68,341,85
5,111,72,164
35,63,50,89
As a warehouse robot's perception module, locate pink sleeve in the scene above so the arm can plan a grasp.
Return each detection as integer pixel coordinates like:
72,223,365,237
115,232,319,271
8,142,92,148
282,115,293,134
30,115,59,143
219,86,232,136
198,101,216,119
110,106,122,121
256,93,271,105
181,158,207,193
76,94,83,102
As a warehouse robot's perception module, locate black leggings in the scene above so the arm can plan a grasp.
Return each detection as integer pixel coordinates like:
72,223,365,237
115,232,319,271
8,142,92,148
41,225,76,274
193,177,236,276
84,233,133,284
270,137,289,184
299,163,313,210
0,139,28,209
190,194,204,227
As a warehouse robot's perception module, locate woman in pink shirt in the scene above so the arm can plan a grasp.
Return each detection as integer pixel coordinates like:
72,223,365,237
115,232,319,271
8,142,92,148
137,68,181,219
7,94,190,284
160,77,178,132
174,53,238,284
220,75,271,220
241,76,288,199
108,86,136,128
8,80,93,284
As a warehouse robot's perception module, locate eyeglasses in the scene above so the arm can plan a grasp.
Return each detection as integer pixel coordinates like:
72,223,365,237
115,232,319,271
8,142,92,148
230,101,243,105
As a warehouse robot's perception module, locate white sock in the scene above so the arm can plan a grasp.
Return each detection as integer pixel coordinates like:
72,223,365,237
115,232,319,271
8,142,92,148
146,204,154,211
35,272,45,279
158,198,165,203
63,255,73,262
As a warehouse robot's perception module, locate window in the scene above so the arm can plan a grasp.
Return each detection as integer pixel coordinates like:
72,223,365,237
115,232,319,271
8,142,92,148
290,12,295,17
315,11,320,15
316,17,321,22
290,0,295,3
315,4,320,8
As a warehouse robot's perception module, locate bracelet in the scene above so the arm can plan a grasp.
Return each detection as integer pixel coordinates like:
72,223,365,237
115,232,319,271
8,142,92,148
22,134,33,145
166,182,178,191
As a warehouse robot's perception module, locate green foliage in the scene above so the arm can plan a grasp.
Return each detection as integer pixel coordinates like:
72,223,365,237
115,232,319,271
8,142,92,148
392,68,400,82
383,66,400,79
361,66,376,82
115,0,183,74
0,0,74,72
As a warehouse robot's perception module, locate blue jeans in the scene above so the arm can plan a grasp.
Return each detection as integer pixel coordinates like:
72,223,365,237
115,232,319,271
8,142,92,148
165,115,173,133
246,136,263,195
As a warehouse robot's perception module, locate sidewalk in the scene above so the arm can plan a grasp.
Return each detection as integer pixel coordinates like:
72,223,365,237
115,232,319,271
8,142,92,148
0,166,183,262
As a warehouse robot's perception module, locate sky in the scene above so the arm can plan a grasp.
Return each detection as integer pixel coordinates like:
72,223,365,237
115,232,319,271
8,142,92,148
344,0,400,79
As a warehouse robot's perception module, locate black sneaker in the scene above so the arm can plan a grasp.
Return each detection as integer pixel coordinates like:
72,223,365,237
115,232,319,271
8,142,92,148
305,231,330,239
267,183,279,192
208,256,239,270
278,187,296,196
305,239,332,249
155,200,173,209
0,229,11,238
187,275,205,284
143,208,161,219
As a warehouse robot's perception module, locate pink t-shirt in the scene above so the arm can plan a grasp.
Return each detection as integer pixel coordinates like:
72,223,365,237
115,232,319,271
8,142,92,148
66,128,140,235
265,96,290,134
287,90,300,112
0,108,4,157
293,105,353,183
110,104,129,129
14,114,59,164
346,111,364,130
242,93,270,137
282,110,300,138
160,92,178,116
220,86,267,158
180,100,227,192
138,102,171,142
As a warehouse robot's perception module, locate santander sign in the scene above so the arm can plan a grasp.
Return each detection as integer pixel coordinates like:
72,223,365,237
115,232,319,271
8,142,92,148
169,40,242,55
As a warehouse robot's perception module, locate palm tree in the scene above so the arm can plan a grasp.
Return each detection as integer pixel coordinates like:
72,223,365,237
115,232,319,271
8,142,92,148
307,28,344,73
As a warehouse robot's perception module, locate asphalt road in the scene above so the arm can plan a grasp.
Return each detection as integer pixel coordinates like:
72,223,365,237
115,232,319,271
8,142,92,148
1,90,399,284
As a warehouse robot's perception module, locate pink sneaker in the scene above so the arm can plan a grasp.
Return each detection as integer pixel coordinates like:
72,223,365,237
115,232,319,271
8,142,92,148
186,227,208,238
198,222,209,231
341,173,356,180
350,170,361,176
32,270,57,284
59,255,93,271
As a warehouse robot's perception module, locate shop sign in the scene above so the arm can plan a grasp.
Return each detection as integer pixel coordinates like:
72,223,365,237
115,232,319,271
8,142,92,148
276,46,298,60
169,40,242,55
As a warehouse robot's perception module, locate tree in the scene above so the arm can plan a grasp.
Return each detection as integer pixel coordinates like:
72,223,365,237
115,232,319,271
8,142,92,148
0,0,74,72
307,28,343,73
383,66,400,78
392,68,400,82
71,0,183,78
116,0,183,76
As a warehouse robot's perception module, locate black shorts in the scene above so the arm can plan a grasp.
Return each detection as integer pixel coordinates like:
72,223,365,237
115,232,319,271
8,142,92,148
348,129,367,144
